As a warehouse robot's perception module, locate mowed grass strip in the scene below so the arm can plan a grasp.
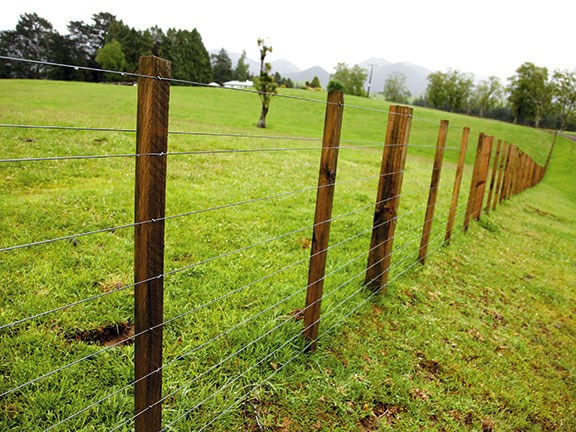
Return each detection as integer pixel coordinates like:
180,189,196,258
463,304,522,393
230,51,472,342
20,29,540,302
0,79,570,431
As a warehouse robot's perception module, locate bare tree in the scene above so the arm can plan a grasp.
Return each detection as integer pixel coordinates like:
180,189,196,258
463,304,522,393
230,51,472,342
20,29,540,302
254,38,277,128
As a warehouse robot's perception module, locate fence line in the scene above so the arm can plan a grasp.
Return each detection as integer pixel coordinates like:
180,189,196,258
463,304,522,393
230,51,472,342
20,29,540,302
0,54,552,431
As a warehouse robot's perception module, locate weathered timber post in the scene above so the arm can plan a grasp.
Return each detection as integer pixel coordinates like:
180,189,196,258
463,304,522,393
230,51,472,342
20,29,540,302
303,91,344,351
492,142,508,210
463,133,485,231
472,135,494,220
134,56,170,432
501,144,515,201
364,105,412,293
445,127,469,244
484,139,502,214
544,131,557,175
418,120,448,264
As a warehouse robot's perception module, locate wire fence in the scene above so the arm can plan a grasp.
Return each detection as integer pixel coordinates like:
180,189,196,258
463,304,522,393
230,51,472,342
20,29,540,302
0,54,552,432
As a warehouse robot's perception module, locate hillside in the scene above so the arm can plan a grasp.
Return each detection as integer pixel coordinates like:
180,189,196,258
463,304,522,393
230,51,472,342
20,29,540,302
0,80,573,431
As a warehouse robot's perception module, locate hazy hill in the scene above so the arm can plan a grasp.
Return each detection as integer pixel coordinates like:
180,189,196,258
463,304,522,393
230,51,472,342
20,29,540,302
359,59,432,97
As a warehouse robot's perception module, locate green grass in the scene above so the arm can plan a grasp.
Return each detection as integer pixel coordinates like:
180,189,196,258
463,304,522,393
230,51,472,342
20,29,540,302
0,79,573,431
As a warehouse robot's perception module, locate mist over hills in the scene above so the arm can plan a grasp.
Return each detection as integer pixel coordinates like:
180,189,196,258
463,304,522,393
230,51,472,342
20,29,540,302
210,49,432,96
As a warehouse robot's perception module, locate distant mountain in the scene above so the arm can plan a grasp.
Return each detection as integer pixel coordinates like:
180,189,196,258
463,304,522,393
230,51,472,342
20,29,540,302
323,57,432,96
209,50,432,95
270,59,300,75
283,66,331,87
360,59,432,97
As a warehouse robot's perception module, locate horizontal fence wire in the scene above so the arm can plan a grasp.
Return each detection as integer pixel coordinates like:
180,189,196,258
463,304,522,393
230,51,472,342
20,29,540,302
0,121,390,147
0,143,391,164
0,56,421,118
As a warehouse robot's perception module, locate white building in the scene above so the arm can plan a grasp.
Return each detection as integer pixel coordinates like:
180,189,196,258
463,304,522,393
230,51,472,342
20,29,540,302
223,80,254,89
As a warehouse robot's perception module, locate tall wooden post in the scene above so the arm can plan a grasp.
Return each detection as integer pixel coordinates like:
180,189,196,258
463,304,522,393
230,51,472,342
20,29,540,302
445,127,469,244
134,56,171,432
463,133,484,231
418,120,448,264
472,135,494,220
364,105,412,293
303,91,344,351
544,131,557,175
500,144,515,202
492,142,508,210
484,139,502,214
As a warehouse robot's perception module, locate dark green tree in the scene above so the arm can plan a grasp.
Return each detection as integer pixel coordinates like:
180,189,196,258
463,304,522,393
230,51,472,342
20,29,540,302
507,62,552,128
67,12,118,81
211,48,233,84
160,28,212,83
234,50,251,81
0,13,58,78
254,38,277,128
106,21,152,72
309,76,321,89
95,39,128,80
330,63,367,96
383,71,411,104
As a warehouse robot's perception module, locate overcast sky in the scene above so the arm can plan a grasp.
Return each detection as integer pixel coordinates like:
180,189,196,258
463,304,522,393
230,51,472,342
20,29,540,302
1,0,573,81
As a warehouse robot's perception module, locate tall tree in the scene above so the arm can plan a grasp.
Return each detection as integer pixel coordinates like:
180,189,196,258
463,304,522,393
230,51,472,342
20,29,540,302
383,71,411,104
67,12,118,81
470,76,503,117
508,62,552,128
331,63,367,96
95,39,128,80
0,13,57,78
234,50,251,81
160,28,212,83
426,69,474,113
211,48,233,84
552,69,576,131
254,38,277,128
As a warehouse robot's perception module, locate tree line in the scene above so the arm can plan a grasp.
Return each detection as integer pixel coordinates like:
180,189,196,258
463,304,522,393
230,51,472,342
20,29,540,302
0,12,285,87
321,62,575,131
413,65,576,131
2,13,573,130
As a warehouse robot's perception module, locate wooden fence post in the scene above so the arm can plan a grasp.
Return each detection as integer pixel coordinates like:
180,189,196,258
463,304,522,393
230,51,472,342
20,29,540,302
134,56,171,432
492,142,508,210
418,120,448,264
544,131,557,175
364,105,413,293
444,127,469,245
484,139,502,215
303,91,344,351
463,133,484,231
500,144,515,201
472,135,494,220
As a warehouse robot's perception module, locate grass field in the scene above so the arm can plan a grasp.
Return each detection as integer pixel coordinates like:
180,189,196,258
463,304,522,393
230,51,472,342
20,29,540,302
0,79,574,431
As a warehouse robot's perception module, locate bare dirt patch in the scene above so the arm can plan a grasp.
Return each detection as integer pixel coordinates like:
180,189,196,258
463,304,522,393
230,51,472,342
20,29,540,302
66,322,134,347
